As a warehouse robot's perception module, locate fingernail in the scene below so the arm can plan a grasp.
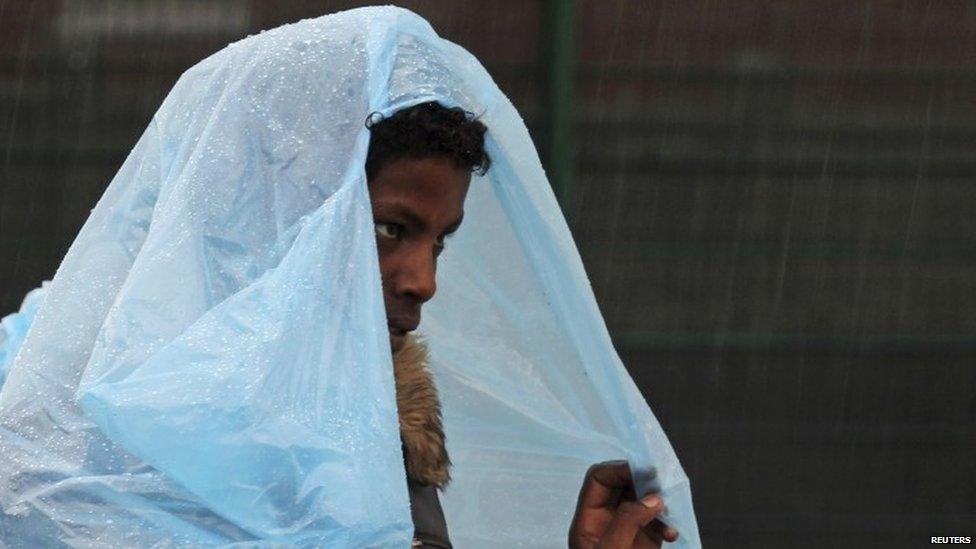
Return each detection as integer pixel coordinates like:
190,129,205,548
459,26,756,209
640,494,662,510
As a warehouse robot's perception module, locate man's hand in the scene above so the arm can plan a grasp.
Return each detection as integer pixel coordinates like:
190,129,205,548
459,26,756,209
568,460,680,548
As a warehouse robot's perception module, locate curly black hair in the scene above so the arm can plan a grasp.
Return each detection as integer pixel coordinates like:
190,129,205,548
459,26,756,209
365,101,490,181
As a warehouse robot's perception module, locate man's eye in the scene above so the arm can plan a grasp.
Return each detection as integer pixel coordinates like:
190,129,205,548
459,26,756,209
374,222,402,239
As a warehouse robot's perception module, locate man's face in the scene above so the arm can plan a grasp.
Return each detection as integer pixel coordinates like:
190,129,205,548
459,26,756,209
367,156,471,353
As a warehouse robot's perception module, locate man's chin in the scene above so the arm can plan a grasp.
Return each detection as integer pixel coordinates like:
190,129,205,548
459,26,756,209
389,331,407,354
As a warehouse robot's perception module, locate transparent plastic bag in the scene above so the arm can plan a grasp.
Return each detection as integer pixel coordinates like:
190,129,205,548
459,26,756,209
0,282,48,389
0,7,699,547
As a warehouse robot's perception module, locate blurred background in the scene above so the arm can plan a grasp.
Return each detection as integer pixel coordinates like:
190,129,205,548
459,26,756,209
1,1,973,546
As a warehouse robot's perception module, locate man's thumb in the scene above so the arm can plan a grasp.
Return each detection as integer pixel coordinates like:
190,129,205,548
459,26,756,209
597,494,663,547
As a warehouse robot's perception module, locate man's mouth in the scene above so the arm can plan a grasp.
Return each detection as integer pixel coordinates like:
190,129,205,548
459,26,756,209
387,316,419,336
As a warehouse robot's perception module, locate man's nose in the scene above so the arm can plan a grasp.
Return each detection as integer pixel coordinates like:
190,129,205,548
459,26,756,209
396,245,437,303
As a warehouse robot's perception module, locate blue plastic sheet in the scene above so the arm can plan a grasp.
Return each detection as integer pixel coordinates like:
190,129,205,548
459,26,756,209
0,282,48,389
0,7,700,547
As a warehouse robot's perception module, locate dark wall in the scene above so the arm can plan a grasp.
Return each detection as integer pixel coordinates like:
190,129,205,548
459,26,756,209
1,1,973,547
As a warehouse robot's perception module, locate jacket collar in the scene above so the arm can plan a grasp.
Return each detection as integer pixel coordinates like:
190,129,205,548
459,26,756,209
393,335,451,489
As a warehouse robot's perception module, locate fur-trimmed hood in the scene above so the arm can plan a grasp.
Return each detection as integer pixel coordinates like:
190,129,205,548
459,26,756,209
393,335,451,489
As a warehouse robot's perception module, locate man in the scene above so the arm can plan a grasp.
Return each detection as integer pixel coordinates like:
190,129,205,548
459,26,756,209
0,100,681,548
365,102,680,548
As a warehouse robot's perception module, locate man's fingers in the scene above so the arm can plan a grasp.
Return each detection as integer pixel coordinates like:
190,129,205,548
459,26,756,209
597,494,664,547
576,460,633,509
643,518,680,543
